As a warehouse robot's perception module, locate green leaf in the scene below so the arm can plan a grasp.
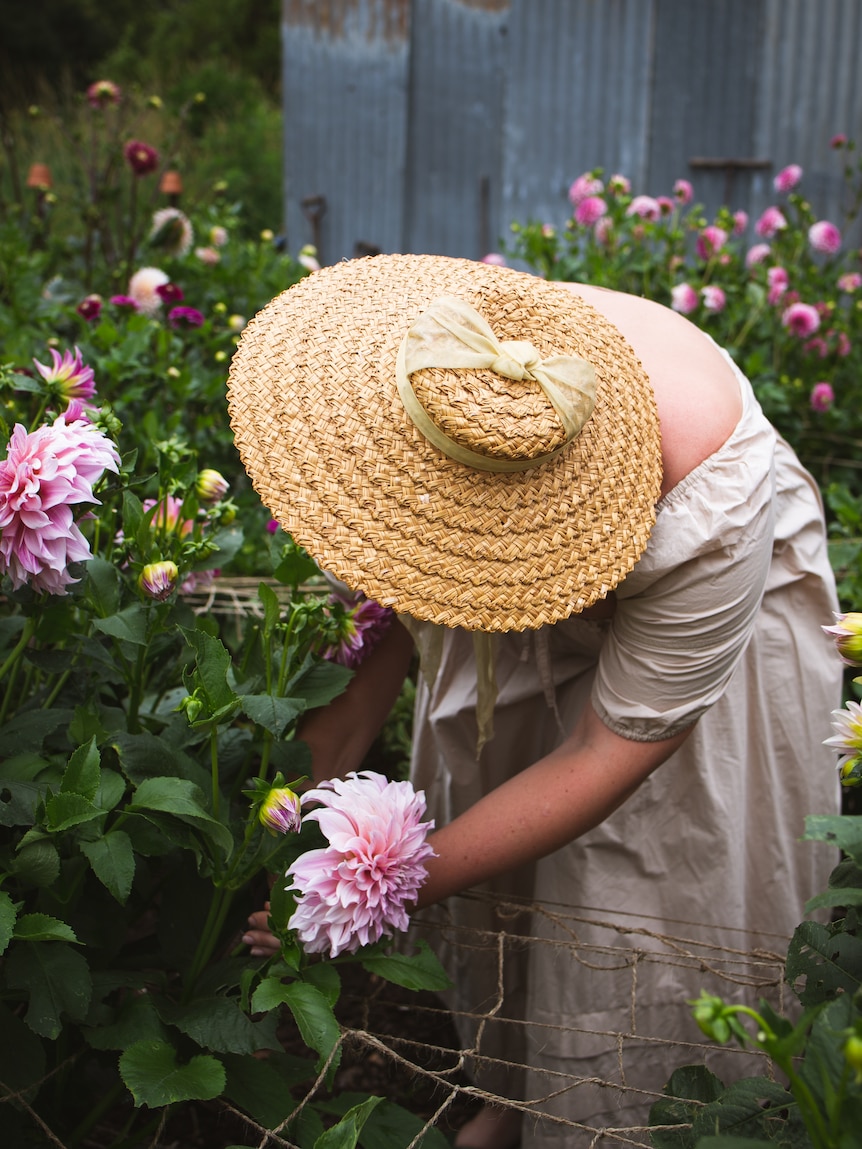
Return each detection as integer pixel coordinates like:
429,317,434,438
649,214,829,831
0,753,52,825
360,941,452,992
128,776,233,857
62,737,101,799
156,994,279,1055
44,790,102,832
85,556,122,617
689,1077,798,1144
222,1050,317,1129
314,1095,383,1149
321,1095,451,1149
252,979,342,1075
119,1039,226,1107
302,962,341,1008
93,603,149,645
802,814,862,865
2,708,74,754
239,692,306,736
13,913,79,943
11,839,60,887
289,659,353,710
80,831,135,903
181,627,238,715
786,919,862,1005
804,885,862,912
85,994,169,1050
0,889,20,956
4,941,92,1038
272,543,320,587
258,581,283,638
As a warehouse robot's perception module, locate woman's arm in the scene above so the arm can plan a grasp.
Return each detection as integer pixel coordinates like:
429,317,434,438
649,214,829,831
299,615,415,782
414,700,692,908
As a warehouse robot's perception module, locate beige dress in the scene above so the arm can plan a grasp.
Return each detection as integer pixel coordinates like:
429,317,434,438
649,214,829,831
409,354,842,1142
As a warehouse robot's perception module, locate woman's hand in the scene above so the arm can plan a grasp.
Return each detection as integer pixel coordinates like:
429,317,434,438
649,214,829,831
242,901,282,958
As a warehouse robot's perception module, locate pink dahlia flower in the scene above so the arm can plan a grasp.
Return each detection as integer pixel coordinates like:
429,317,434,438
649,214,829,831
673,178,694,205
110,295,140,310
745,243,771,268
767,266,789,306
701,285,726,313
33,346,96,405
196,468,229,502
568,173,604,206
320,594,394,669
607,173,631,195
626,195,661,221
593,216,613,246
696,225,728,260
209,225,229,248
755,207,788,238
143,495,193,538
128,267,169,315
732,210,748,235
808,220,842,255
809,382,835,413
773,163,803,193
835,331,852,357
656,196,675,215
831,134,848,149
156,282,184,305
838,272,862,293
0,415,120,595
781,302,820,338
481,252,506,266
195,245,221,266
123,139,159,176
670,283,698,314
574,195,607,227
286,771,435,957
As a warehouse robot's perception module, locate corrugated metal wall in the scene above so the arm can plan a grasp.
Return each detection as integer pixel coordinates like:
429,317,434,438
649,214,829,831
282,0,862,264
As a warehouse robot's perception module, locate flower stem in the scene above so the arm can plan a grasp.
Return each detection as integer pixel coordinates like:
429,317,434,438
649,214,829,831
0,614,36,693
210,724,220,822
183,885,234,1000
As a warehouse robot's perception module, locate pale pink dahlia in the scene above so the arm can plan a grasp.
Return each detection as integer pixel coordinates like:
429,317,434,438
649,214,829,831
574,195,607,227
732,210,748,235
808,220,842,255
87,79,121,108
700,285,726,313
824,700,862,786
696,225,728,260
481,253,506,266
128,267,169,315
781,302,820,338
626,195,661,221
670,283,698,314
286,771,435,957
607,173,631,195
0,416,120,594
139,560,179,601
773,163,803,193
755,206,788,238
673,178,694,205
568,173,604,206
838,272,862,293
767,266,789,305
745,243,771,268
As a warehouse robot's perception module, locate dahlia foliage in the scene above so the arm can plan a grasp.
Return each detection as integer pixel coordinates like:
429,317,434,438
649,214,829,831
286,771,435,957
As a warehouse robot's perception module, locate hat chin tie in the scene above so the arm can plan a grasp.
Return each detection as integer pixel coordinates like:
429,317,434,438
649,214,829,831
395,296,597,472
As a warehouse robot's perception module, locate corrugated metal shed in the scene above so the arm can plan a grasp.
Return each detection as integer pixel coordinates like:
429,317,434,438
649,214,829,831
282,0,862,263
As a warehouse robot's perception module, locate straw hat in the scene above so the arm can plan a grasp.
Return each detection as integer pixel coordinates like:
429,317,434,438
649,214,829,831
227,253,661,632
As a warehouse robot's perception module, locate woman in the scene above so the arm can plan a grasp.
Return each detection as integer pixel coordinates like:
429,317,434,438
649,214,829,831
233,254,841,1147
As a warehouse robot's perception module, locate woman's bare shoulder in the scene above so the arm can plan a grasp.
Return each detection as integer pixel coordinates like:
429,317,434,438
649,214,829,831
558,283,743,496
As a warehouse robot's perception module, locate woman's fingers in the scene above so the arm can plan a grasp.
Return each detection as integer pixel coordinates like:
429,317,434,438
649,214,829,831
242,902,281,957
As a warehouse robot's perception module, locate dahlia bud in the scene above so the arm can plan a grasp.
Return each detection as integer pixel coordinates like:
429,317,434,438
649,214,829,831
196,468,229,503
259,786,302,834
139,560,179,601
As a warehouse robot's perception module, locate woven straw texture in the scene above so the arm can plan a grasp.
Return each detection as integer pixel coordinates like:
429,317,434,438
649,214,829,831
227,254,662,631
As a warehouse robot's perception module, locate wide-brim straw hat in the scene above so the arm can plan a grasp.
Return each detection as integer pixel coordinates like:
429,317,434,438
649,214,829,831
227,253,662,632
